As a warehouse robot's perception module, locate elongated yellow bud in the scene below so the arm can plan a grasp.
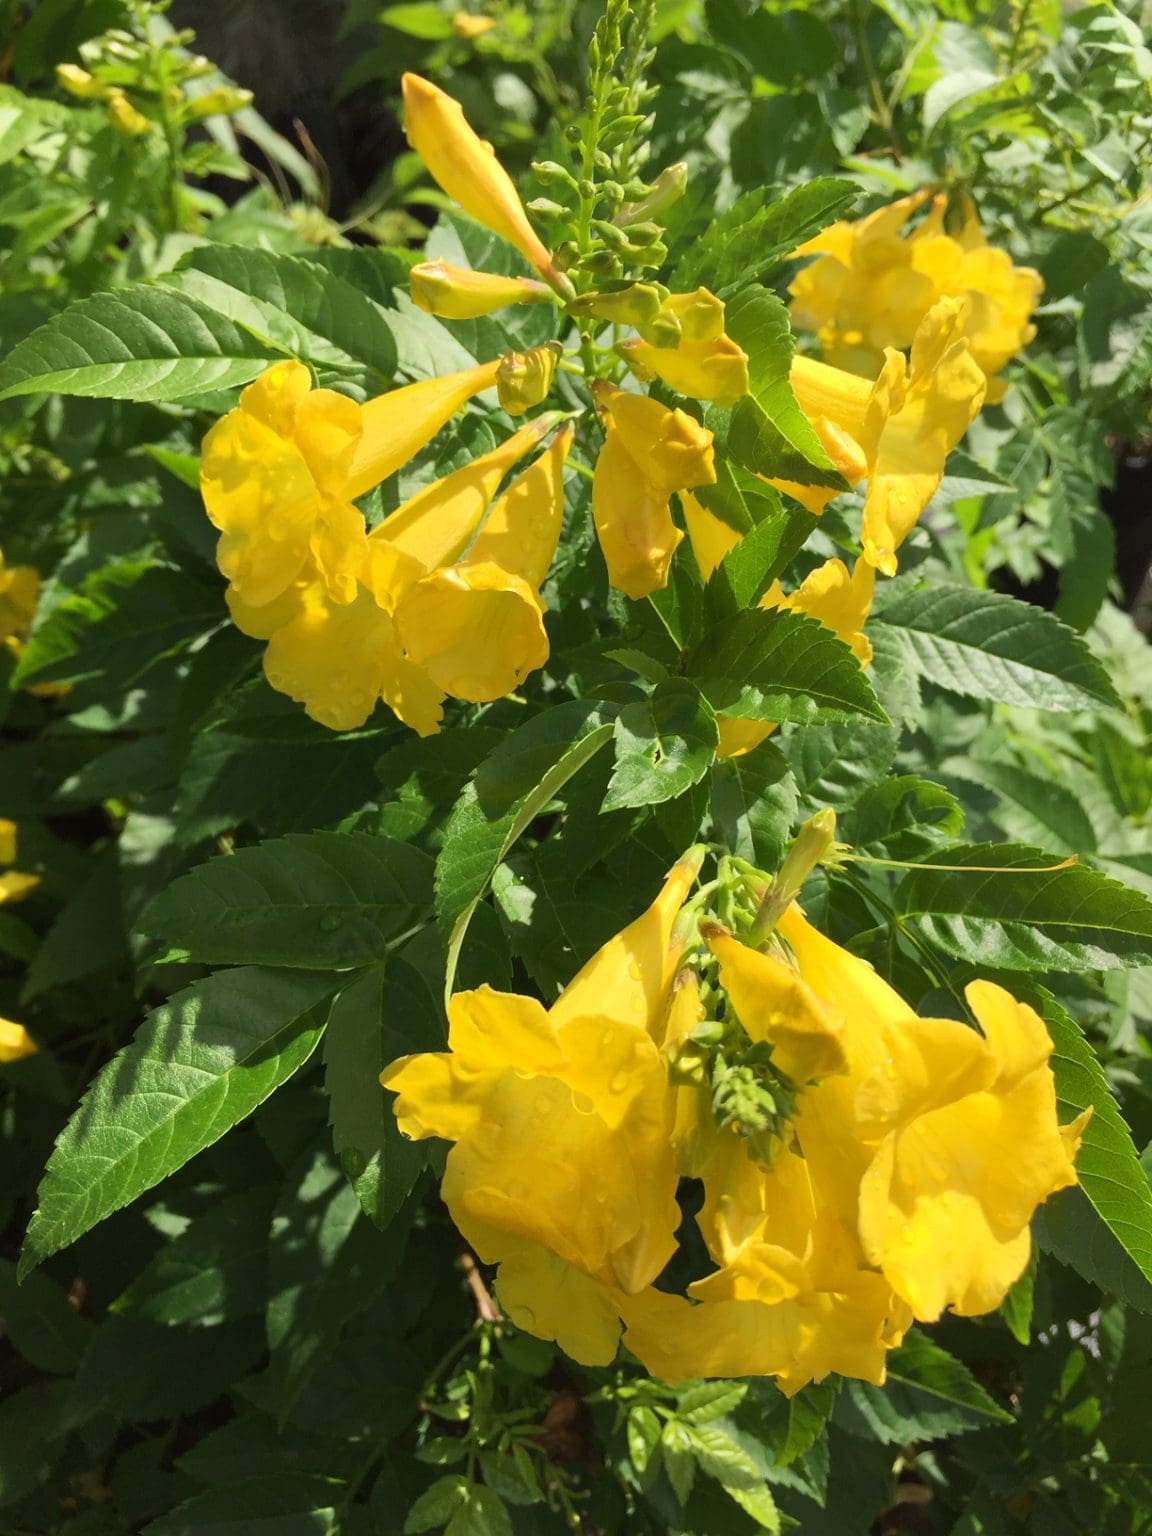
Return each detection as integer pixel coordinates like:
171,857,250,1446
410,259,553,319
185,86,254,120
56,64,107,99
619,334,749,405
402,73,558,285
107,88,150,137
0,1018,37,1063
496,342,561,415
344,359,501,500
452,12,498,37
570,283,667,329
592,427,683,601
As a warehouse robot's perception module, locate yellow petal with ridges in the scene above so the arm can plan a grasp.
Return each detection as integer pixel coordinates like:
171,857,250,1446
591,428,682,600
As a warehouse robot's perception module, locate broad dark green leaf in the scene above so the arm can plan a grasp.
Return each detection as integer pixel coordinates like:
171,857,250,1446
324,962,441,1227
874,583,1120,712
946,759,1098,856
844,775,964,859
138,832,433,968
839,1331,1011,1445
19,968,337,1275
142,1476,339,1535
710,741,798,869
603,678,719,811
0,286,284,401
70,1315,264,1425
0,1259,90,1373
686,607,888,726
0,1381,72,1509
894,843,1152,971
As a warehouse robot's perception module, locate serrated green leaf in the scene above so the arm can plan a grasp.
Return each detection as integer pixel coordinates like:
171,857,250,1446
0,286,284,402
721,286,848,488
1028,988,1152,1310
674,177,858,292
687,607,888,726
138,832,432,968
710,741,798,870
686,1423,764,1489
661,1420,697,1506
725,1482,781,1531
436,703,615,1000
844,775,964,859
841,1331,1011,1445
628,1405,663,1475
894,842,1152,971
947,759,1098,856
406,1476,471,1533
603,678,718,811
702,482,818,619
325,962,441,1227
874,584,1120,712
677,1381,749,1425
19,968,337,1276
141,1475,338,1534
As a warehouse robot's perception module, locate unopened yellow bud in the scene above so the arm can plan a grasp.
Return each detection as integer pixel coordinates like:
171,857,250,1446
402,73,559,287
185,86,254,120
619,334,749,405
410,259,552,319
106,88,150,137
615,162,689,226
452,12,497,37
56,64,106,99
0,1018,36,1064
496,343,561,415
570,282,667,330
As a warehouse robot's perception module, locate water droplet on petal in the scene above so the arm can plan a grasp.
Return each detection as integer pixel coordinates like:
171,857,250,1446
512,1305,536,1331
609,1070,630,1094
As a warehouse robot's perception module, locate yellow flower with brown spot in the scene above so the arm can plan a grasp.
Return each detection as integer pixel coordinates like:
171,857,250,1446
382,854,703,1366
201,358,502,611
591,386,715,600
402,73,560,286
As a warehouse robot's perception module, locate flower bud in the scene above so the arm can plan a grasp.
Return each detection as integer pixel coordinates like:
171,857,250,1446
614,161,688,226
56,64,106,99
570,282,666,329
661,288,726,343
410,259,553,320
402,73,560,287
452,12,497,37
106,88,150,137
496,343,562,415
185,86,255,120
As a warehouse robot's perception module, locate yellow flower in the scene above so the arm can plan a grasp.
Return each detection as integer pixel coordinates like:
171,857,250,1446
230,417,567,733
0,820,39,906
620,1138,910,1393
410,260,552,320
106,88,150,137
772,904,1089,1321
452,12,498,38
56,64,107,99
617,287,750,404
382,855,703,1364
0,553,40,656
591,387,715,600
201,358,502,611
0,1018,37,1064
402,74,559,285
789,192,1041,400
787,299,986,574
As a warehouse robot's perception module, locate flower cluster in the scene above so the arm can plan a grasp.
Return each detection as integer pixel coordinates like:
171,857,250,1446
383,842,1088,1392
789,190,1042,403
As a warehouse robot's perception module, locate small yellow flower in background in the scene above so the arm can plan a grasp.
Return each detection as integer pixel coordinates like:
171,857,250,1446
56,63,108,99
106,87,151,137
0,552,40,663
0,1018,37,1064
201,358,502,612
382,854,703,1366
228,412,569,734
452,12,498,38
0,819,40,907
591,385,716,600
409,260,553,320
789,190,1041,402
402,73,562,288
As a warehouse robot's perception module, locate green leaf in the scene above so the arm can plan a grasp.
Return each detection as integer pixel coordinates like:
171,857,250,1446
627,1405,663,1475
380,2,457,38
840,1331,1012,1444
436,703,615,1001
0,1381,72,1510
725,1482,781,1532
674,177,858,292
1000,1252,1036,1345
19,968,337,1276
111,1188,276,1327
788,721,899,812
325,962,441,1228
406,1475,471,1533
0,286,285,402
445,1486,512,1536
12,560,220,690
874,583,1120,712
165,246,397,391
141,1476,339,1535
702,482,818,619
677,1381,749,1425
721,285,847,488
946,759,1098,857
661,1421,697,1506
686,1423,764,1490
710,741,798,870
894,843,1152,971
603,678,719,811
844,775,964,860
686,607,888,726
138,832,432,968
0,1259,90,1373
1028,988,1152,1311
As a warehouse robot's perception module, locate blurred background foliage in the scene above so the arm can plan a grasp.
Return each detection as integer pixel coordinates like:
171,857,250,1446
1,0,1151,1532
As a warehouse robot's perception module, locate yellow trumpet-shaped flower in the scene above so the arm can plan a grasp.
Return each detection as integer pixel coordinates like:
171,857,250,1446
402,73,559,285
382,854,703,1364
0,1018,37,1064
786,299,986,574
229,417,564,734
591,387,716,600
201,358,502,610
789,191,1041,400
769,904,1089,1322
617,286,750,404
619,1138,910,1393
410,259,552,319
